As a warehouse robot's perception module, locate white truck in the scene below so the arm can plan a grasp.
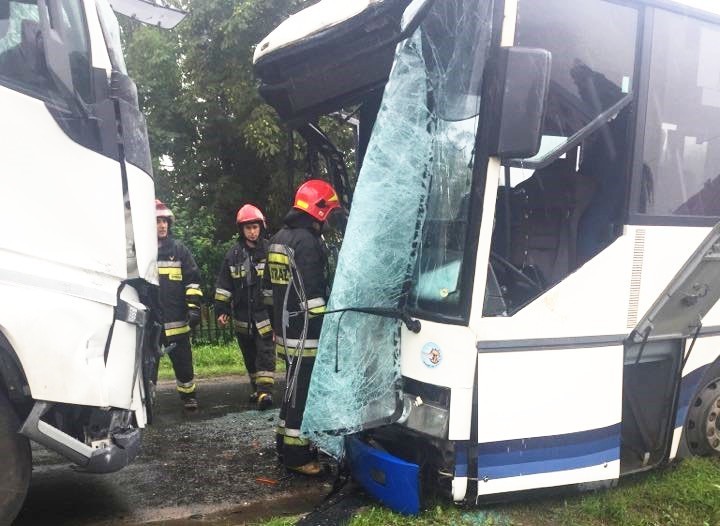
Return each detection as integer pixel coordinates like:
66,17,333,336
0,0,184,522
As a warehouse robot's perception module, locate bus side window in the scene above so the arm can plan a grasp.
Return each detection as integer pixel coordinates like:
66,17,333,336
634,10,720,221
576,105,633,264
485,0,639,316
514,157,596,285
491,154,596,311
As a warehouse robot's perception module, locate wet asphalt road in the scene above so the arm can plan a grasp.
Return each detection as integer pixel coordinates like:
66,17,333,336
12,377,337,526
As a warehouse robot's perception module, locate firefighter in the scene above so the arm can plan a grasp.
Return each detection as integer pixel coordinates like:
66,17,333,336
156,199,203,410
215,204,276,410
264,180,340,475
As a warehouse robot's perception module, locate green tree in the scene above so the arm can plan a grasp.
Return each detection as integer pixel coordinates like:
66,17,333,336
122,0,356,291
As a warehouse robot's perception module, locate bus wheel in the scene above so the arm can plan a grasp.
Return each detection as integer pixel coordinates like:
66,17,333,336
686,376,720,457
0,391,31,524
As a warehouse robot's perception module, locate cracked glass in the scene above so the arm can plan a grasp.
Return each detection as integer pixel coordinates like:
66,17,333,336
301,0,493,457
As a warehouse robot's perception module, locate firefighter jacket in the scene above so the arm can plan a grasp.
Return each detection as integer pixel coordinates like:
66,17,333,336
263,210,329,358
214,238,272,338
157,236,203,341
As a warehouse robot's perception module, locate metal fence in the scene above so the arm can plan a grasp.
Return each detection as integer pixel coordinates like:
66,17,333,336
190,304,236,346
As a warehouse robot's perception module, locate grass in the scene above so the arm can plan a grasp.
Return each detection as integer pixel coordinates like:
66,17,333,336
510,457,720,526
348,504,508,525
157,342,285,380
257,457,720,526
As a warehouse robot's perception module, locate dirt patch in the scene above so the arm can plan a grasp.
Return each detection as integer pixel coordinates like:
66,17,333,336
14,379,335,525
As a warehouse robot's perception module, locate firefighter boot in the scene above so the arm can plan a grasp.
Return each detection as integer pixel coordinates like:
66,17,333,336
177,379,198,411
257,392,273,410
180,392,198,411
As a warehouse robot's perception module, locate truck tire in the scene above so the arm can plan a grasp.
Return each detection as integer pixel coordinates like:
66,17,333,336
685,368,720,457
0,391,31,525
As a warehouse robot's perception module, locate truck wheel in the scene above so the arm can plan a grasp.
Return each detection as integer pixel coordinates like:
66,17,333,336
0,391,31,524
685,375,720,457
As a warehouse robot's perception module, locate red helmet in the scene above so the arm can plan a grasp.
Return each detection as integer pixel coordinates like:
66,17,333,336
155,199,174,222
236,204,266,228
293,179,340,222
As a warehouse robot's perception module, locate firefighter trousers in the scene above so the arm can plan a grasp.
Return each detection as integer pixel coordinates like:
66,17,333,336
236,333,275,394
276,355,315,468
166,336,196,396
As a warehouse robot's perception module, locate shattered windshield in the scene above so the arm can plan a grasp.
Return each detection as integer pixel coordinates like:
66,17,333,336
407,115,479,316
423,0,493,121
408,0,492,318
302,0,494,457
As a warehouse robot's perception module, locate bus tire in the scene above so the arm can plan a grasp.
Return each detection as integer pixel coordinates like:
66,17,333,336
0,390,31,524
685,373,720,457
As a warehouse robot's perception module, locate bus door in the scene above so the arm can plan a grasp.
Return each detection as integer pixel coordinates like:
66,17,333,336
622,223,720,473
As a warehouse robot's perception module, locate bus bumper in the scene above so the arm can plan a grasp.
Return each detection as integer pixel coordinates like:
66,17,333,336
346,435,421,515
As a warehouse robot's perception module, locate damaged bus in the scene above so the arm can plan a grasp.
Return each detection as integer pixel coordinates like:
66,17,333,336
0,0,184,522
254,0,720,515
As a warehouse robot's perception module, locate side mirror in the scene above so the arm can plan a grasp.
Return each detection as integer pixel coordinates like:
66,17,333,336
488,47,551,159
108,0,187,30
110,68,140,107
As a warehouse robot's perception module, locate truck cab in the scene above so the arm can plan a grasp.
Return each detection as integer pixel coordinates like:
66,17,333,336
0,0,183,522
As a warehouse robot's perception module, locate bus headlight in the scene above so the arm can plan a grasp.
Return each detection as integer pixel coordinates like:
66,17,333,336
398,394,449,439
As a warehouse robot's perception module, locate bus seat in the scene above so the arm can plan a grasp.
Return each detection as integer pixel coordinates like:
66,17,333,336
511,159,596,286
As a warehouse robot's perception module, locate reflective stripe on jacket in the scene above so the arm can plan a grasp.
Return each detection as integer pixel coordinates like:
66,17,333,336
157,236,203,340
214,238,271,335
263,210,328,346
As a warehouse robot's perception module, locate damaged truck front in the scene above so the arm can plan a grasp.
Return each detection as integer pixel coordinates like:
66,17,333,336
0,0,185,522
256,0,720,514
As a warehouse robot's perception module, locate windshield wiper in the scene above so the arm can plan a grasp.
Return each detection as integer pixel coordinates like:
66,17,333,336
320,306,422,333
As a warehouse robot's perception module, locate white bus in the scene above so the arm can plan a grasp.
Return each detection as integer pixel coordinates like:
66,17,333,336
0,0,183,522
255,0,720,514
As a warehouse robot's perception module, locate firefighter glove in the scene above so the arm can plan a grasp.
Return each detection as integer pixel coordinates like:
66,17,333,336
188,308,201,329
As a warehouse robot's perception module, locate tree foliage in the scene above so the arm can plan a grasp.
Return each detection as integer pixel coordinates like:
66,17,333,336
121,0,355,290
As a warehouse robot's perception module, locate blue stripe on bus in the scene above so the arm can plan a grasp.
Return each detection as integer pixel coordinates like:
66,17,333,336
674,365,708,428
477,424,620,480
